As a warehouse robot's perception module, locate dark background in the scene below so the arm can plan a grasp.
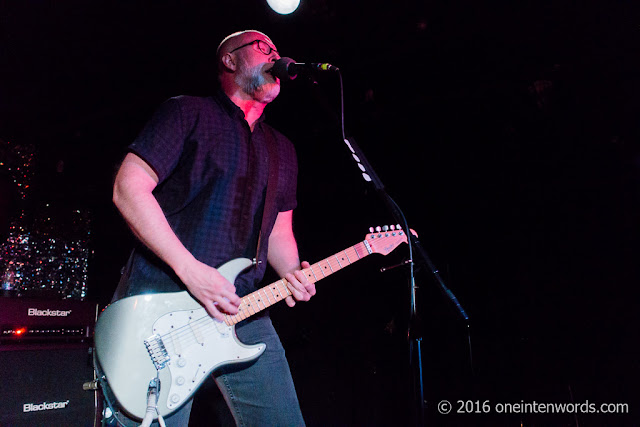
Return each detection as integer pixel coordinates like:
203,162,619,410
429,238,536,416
1,1,639,426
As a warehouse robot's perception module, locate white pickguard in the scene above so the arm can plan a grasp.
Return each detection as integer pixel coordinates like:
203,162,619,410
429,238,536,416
152,306,264,412
94,258,264,420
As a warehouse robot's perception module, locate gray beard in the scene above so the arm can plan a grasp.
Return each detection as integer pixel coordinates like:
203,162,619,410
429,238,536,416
243,67,268,94
240,66,280,102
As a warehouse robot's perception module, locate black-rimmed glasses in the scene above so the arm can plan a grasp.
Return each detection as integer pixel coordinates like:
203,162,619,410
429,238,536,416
229,39,279,56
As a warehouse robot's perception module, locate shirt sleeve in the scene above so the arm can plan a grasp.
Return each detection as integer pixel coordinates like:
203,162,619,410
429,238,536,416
128,97,186,183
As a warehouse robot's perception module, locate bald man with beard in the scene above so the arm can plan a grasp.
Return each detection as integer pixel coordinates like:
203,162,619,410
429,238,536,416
110,30,313,426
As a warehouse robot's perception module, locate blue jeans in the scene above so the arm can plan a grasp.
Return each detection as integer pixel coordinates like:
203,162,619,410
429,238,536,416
108,315,304,427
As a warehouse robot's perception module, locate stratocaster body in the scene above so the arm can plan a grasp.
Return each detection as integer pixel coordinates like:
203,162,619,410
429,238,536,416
94,227,410,421
94,258,263,420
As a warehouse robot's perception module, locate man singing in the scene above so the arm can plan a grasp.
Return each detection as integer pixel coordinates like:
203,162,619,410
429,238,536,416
111,30,314,426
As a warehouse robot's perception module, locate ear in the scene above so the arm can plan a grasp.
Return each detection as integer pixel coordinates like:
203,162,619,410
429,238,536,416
221,52,237,72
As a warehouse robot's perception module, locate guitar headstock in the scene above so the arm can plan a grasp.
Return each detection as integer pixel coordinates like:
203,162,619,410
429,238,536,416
365,224,415,256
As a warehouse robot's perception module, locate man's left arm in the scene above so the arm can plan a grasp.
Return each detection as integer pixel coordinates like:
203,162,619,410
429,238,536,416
267,210,316,307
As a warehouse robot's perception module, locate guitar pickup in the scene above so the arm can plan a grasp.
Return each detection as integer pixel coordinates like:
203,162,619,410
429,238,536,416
144,334,171,370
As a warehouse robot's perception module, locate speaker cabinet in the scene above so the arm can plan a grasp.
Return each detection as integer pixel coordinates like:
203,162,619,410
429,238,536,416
0,344,97,427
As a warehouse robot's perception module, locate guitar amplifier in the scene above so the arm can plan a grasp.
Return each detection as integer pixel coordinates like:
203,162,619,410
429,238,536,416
0,297,97,346
0,297,99,426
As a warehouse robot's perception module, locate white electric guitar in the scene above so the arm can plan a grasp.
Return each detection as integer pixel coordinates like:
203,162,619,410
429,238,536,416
94,226,412,420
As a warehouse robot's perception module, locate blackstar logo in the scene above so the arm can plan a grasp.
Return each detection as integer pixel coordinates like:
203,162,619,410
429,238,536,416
23,400,70,412
27,308,72,317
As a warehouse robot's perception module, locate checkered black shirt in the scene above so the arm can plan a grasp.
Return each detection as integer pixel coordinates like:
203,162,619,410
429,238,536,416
115,91,298,299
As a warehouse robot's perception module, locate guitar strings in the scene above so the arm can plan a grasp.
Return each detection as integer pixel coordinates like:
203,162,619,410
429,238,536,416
154,243,370,354
158,247,361,346
157,253,360,351
157,280,292,350
156,280,291,343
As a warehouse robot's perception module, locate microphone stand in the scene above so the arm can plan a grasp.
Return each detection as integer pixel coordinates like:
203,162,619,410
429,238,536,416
345,136,469,426
300,73,469,426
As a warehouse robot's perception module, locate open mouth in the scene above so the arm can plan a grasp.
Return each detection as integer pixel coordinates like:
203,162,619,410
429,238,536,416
265,64,276,76
264,65,279,83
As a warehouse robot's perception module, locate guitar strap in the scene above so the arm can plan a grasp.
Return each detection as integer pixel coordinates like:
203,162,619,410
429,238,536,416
255,124,280,264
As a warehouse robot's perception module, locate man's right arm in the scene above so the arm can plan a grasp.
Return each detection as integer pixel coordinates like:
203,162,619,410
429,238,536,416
112,152,240,321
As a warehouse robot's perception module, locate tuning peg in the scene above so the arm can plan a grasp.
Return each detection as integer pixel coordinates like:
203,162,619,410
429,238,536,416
390,225,395,231
396,224,402,230
369,227,374,233
382,225,389,232
375,226,382,232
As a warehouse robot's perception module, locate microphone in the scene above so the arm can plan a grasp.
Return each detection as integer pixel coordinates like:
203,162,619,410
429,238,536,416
269,57,339,81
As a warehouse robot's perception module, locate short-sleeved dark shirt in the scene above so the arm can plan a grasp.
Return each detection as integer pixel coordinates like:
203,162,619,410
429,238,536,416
114,91,298,299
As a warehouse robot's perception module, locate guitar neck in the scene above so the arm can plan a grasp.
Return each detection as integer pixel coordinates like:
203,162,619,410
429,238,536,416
224,240,372,326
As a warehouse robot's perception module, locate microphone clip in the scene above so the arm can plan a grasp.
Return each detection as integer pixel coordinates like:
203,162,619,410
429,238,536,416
269,57,339,81
380,259,413,273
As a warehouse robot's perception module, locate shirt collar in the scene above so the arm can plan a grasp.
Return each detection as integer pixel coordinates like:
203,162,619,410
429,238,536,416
214,89,267,127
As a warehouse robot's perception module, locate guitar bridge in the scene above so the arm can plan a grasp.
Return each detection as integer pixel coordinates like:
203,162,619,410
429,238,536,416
144,334,170,370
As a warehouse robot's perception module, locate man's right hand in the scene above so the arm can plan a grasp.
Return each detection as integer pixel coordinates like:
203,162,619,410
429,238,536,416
113,153,241,322
176,258,241,322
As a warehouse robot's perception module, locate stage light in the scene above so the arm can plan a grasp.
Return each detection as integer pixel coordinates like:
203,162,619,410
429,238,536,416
267,0,300,15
